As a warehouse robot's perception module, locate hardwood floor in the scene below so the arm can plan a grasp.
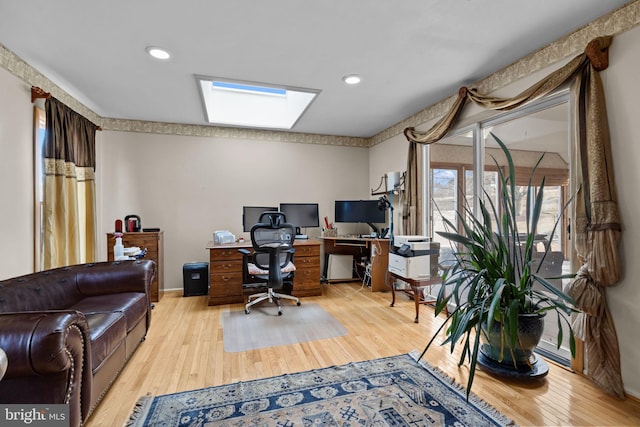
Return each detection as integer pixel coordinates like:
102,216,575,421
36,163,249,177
87,283,640,426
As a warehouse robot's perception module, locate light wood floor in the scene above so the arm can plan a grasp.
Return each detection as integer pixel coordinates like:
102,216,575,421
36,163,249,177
87,283,640,426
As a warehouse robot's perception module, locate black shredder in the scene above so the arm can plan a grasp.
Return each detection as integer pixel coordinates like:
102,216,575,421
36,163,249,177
183,262,209,296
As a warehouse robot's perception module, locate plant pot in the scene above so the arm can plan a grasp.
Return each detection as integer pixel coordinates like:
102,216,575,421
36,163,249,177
480,312,546,368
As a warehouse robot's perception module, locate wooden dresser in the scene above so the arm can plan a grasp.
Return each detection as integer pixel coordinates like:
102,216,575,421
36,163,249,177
106,231,164,302
206,239,321,306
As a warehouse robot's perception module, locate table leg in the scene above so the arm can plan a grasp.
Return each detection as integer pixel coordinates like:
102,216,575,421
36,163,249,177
412,285,420,323
390,271,396,307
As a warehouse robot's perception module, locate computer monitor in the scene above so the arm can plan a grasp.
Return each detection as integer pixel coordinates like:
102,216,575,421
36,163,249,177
334,200,386,234
242,206,278,232
279,203,319,233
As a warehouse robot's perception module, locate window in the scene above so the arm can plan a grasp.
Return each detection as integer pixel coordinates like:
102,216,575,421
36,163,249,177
33,107,46,271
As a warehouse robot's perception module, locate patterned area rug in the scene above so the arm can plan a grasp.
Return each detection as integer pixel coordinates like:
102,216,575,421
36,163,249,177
126,352,515,426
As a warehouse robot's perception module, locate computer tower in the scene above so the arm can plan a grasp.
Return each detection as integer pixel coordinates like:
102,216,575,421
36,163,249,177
327,254,353,281
183,262,209,296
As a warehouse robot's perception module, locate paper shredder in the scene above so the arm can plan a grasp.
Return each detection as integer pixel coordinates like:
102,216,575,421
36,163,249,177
183,262,209,296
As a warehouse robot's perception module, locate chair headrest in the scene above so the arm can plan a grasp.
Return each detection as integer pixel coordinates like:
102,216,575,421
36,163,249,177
259,211,286,227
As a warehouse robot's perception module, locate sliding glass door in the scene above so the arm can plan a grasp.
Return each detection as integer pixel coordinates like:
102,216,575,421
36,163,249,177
428,91,574,365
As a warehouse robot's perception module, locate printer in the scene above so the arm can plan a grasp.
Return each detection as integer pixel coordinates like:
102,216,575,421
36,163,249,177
213,230,236,245
388,235,440,279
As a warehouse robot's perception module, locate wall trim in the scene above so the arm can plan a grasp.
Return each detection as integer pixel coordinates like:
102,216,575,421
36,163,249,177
101,117,369,147
2,1,639,148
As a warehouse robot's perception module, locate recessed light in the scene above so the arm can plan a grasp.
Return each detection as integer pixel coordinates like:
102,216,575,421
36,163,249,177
342,74,362,85
146,46,171,60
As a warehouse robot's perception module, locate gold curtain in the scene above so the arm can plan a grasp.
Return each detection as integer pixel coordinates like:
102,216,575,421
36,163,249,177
43,97,98,269
404,36,625,398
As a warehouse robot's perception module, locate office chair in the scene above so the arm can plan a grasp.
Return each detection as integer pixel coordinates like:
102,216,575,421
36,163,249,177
239,212,301,315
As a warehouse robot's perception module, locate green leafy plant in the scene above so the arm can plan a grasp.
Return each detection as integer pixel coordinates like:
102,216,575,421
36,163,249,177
422,133,578,398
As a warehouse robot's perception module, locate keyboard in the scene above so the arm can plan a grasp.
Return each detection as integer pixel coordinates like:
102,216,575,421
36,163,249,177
295,234,308,239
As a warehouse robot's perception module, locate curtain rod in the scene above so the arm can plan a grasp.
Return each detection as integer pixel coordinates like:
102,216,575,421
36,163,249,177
31,86,102,131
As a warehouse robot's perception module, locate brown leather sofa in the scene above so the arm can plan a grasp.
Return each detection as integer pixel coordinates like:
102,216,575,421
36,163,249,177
0,260,155,427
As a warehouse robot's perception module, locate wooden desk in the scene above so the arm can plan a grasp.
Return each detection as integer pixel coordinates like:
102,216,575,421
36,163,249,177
206,239,321,306
388,271,444,323
320,237,389,292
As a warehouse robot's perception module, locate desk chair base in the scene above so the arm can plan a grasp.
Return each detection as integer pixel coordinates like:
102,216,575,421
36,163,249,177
245,288,301,315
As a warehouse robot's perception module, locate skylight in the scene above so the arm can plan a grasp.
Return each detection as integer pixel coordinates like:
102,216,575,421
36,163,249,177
196,76,319,130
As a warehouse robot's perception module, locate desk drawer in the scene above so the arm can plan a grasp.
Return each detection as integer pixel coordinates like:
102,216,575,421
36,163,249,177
210,272,243,297
295,256,320,269
293,267,321,296
210,248,243,261
295,245,320,257
210,260,242,273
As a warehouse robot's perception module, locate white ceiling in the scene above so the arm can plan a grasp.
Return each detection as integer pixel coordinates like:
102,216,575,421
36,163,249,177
0,1,630,138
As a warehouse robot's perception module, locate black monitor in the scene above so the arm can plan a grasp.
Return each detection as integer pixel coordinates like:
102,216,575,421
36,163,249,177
279,203,319,232
242,206,278,232
334,200,386,234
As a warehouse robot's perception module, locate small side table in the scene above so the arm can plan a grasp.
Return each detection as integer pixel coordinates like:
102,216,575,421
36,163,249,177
388,271,446,323
0,347,7,380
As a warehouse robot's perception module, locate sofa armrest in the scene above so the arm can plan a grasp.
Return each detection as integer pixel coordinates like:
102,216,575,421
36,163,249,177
0,311,90,377
75,260,156,296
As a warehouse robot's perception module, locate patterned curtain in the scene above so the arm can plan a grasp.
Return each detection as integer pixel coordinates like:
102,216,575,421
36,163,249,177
43,97,98,269
403,36,625,398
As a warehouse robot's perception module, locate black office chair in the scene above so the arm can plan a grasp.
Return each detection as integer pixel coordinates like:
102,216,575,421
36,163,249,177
239,212,301,315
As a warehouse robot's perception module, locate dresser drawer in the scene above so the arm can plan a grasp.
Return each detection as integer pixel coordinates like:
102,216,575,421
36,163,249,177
121,234,158,248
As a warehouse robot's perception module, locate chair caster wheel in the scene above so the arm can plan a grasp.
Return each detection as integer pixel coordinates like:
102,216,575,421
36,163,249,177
296,302,301,306
278,310,283,316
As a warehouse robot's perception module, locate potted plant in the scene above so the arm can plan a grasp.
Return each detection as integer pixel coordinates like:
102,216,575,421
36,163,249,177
422,133,578,398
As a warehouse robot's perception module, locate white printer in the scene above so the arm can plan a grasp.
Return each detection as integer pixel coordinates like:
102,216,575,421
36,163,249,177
388,235,440,279
213,230,236,244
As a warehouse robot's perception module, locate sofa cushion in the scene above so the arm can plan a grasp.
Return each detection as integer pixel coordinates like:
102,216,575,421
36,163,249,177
84,312,126,372
67,293,147,333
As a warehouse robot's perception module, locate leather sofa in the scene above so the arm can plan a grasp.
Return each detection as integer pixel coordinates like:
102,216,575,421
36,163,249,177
0,260,155,427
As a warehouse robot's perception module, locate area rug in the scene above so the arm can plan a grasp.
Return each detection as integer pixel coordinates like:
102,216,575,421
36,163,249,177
126,352,515,426
221,303,348,352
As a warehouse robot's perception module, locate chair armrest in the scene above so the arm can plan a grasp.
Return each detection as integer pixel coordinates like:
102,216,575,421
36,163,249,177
238,249,251,256
0,311,90,378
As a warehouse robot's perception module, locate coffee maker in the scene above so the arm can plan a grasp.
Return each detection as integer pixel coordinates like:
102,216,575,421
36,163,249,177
124,215,141,232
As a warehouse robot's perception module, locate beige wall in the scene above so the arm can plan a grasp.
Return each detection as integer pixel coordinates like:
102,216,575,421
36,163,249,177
601,25,640,398
0,66,34,278
96,131,370,290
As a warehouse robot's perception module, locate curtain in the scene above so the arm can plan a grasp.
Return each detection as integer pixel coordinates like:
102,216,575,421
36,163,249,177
43,97,98,269
403,36,625,398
